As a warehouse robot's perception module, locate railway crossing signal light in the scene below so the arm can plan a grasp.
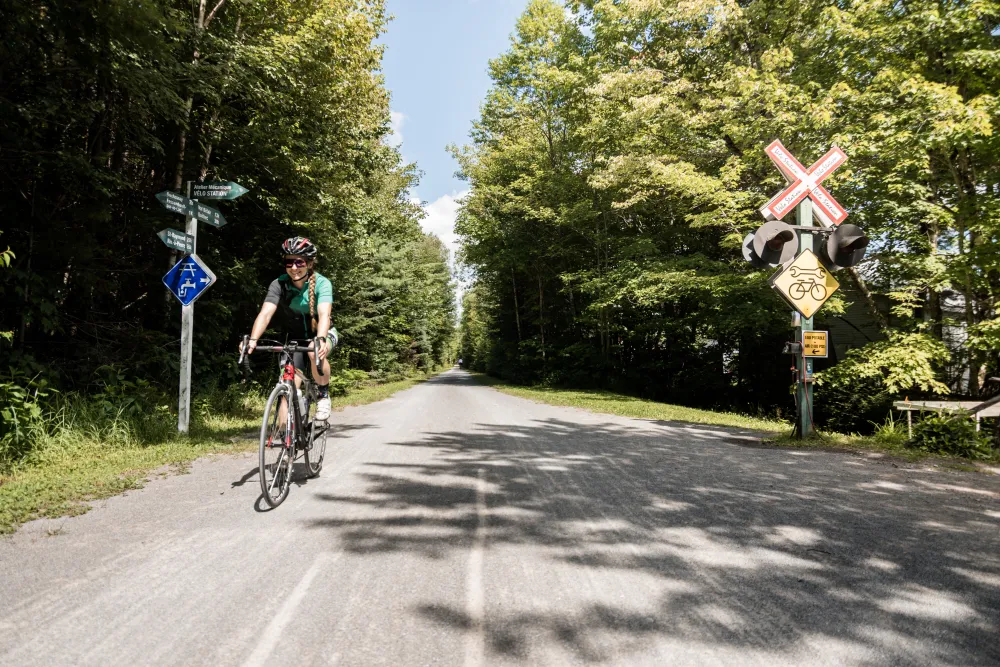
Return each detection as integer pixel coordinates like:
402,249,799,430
742,220,798,268
821,223,869,271
743,222,869,272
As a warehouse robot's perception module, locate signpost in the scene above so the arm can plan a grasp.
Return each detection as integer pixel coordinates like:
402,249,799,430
193,201,227,228
162,254,217,306
752,142,861,438
155,190,192,216
155,179,247,433
802,331,829,358
191,181,249,200
155,190,227,228
157,228,195,254
770,249,840,318
760,140,848,226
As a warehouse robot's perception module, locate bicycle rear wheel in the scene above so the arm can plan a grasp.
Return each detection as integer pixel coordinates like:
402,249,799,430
259,384,294,508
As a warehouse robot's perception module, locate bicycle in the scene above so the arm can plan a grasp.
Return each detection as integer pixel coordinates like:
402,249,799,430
238,336,329,508
789,279,827,301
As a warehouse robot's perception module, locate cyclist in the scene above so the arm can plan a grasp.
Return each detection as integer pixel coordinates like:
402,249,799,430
244,237,337,421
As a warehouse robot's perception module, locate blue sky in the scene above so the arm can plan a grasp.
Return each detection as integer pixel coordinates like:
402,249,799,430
381,0,529,256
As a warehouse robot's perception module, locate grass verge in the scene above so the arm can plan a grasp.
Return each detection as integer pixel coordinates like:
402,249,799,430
767,430,1000,466
470,373,1000,468
470,373,788,433
0,373,435,535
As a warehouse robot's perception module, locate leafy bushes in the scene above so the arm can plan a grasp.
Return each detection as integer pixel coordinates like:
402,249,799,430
906,411,995,460
0,373,53,468
1,365,253,473
815,332,950,434
328,369,371,396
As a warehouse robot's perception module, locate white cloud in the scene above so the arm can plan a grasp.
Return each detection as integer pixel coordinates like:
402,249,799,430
387,110,405,148
421,191,467,249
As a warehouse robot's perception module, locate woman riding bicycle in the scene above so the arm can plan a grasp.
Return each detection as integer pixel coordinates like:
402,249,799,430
244,237,337,421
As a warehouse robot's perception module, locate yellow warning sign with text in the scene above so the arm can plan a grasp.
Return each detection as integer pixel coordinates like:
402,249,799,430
802,331,828,357
771,249,839,318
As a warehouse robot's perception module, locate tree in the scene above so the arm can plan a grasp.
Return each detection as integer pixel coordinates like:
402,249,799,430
457,0,1000,423
0,0,456,394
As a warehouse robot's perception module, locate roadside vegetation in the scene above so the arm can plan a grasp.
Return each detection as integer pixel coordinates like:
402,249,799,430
472,373,1000,466
0,371,437,535
456,0,1000,456
0,1,459,497
473,374,787,433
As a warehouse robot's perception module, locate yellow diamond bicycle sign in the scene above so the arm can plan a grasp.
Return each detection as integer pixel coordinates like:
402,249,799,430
771,249,839,318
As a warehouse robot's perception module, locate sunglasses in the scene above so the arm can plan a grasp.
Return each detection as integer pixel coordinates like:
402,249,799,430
284,258,308,268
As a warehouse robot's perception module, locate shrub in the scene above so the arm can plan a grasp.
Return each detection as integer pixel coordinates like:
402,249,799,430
906,411,995,460
815,332,950,433
0,373,53,468
871,413,908,447
328,368,372,395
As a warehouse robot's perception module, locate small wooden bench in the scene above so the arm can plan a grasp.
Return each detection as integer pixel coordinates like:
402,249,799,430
894,397,1000,438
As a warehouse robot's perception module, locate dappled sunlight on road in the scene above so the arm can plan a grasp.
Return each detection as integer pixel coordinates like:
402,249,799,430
301,402,1000,665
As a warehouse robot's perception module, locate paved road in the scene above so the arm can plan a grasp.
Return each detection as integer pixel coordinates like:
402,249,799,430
2,369,999,666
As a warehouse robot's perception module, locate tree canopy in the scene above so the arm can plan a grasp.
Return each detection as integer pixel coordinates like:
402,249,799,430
0,0,457,392
456,0,1000,422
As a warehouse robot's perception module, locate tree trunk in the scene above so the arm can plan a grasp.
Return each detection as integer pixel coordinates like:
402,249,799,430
172,0,228,190
924,225,943,340
512,268,522,342
18,192,35,346
197,16,241,182
538,273,545,360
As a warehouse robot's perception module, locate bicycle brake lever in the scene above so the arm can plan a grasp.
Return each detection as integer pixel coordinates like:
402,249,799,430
238,335,250,366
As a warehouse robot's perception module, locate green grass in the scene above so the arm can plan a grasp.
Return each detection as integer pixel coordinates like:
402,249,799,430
470,373,1000,468
470,373,789,432
0,373,435,535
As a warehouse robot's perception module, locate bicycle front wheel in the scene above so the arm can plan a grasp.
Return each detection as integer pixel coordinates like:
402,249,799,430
259,384,294,508
305,419,326,478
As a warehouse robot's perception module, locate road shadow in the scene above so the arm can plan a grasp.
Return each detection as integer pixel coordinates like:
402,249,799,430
306,417,1000,664
240,423,376,492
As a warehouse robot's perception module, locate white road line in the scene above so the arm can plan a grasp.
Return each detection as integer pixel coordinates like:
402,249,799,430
244,551,341,667
465,468,487,667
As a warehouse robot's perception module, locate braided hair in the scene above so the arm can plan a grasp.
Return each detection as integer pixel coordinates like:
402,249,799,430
308,271,318,332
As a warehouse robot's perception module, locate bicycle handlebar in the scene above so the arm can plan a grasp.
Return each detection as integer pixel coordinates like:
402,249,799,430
238,336,326,375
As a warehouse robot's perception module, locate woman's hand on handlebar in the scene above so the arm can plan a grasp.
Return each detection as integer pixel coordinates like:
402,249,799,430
238,335,257,359
315,337,329,361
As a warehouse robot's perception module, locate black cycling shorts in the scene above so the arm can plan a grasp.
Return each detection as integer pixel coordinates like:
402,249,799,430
289,330,338,375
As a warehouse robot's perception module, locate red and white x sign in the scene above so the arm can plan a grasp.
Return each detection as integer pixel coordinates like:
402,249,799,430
760,140,848,226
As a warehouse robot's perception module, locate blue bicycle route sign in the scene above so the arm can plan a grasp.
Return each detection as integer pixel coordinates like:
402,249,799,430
162,253,217,307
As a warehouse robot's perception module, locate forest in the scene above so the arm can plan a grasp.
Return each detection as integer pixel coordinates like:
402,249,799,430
456,0,1000,433
0,0,456,465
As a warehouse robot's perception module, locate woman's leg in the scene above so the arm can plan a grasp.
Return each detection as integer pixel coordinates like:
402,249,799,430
308,335,334,420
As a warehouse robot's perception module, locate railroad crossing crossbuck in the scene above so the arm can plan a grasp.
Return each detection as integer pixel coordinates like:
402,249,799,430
760,140,848,227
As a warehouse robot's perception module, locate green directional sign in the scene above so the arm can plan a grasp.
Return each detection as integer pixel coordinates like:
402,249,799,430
191,181,249,200
193,201,227,227
155,190,193,216
156,190,227,227
157,228,195,253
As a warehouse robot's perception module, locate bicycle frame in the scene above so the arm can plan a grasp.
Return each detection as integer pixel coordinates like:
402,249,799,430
240,335,329,507
277,348,313,450
240,336,322,451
